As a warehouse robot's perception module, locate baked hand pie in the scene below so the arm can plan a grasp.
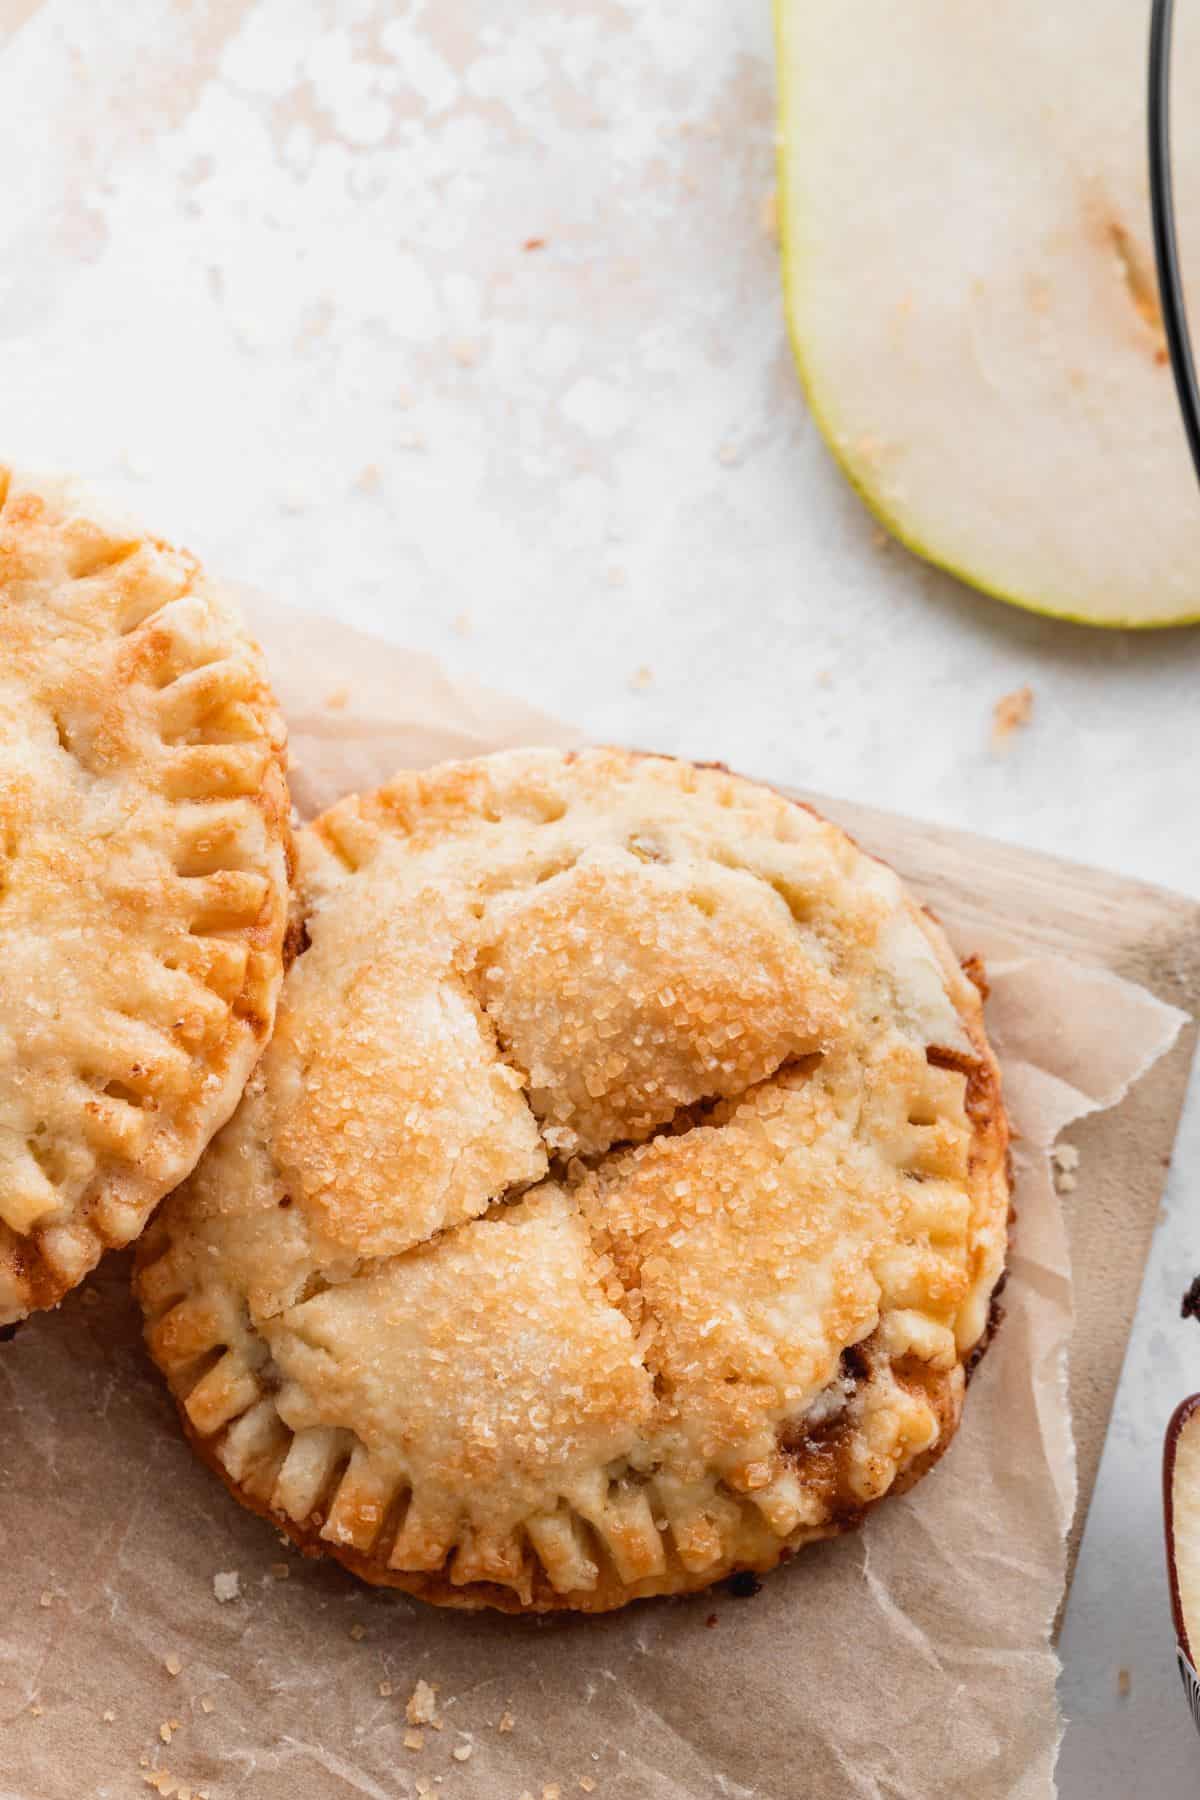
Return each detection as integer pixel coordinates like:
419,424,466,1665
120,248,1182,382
0,466,290,1324
136,749,1009,1612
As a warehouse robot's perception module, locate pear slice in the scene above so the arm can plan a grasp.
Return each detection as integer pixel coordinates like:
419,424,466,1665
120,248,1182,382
1165,1397,1200,1662
775,0,1200,626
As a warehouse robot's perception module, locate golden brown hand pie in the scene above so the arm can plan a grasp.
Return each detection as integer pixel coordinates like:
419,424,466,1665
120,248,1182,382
135,749,1009,1612
0,466,290,1323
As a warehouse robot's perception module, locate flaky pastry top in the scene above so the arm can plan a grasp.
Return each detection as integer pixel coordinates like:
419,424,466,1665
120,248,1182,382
137,748,1009,1610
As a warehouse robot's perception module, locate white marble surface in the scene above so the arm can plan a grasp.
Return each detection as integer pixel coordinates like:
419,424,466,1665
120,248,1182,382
2,1,1199,1791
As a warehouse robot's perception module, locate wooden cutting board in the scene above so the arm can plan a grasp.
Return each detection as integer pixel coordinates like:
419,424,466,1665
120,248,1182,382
808,791,1200,1577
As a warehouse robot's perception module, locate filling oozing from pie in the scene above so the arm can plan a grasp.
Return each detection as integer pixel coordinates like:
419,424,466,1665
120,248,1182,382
136,749,1009,1611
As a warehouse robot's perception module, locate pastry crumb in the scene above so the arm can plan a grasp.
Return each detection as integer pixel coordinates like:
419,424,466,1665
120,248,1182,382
404,1728,424,1751
991,684,1034,750
628,665,653,692
524,236,547,252
378,1680,393,1698
324,687,350,712
164,1654,183,1678
580,1781,597,1794
1052,1144,1080,1194
38,1591,52,1608
269,1561,290,1580
451,339,480,368
497,1710,515,1733
199,1697,215,1715
543,1786,562,1800
452,1743,473,1763
141,1773,198,1800
416,1783,433,1798
349,1623,367,1641
1118,1666,1132,1697
102,1708,117,1723
354,463,382,494
759,189,779,241
212,1570,240,1603
716,442,740,467
406,1679,439,1726
29,1701,44,1717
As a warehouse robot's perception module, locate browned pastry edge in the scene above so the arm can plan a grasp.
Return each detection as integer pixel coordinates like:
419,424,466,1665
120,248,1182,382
4,788,293,1319
174,1356,966,1616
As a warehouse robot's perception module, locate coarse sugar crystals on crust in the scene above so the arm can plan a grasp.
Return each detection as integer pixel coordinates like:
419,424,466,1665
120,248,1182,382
0,464,290,1323
136,747,1010,1612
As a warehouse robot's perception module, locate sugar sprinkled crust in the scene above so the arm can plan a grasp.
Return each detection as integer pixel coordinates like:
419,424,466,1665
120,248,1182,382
0,466,290,1322
135,748,1009,1612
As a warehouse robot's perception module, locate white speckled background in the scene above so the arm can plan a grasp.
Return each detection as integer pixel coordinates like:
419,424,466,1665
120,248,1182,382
1,1,1199,1791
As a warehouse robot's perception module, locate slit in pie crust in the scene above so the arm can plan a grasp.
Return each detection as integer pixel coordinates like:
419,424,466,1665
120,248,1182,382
0,466,291,1322
135,748,1009,1612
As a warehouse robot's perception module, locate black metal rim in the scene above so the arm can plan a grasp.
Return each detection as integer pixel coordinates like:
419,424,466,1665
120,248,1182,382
1149,0,1200,486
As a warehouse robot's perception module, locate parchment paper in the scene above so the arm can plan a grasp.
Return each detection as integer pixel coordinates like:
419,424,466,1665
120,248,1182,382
0,602,1186,1800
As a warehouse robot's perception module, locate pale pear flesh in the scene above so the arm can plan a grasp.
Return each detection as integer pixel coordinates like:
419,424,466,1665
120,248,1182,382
775,0,1200,626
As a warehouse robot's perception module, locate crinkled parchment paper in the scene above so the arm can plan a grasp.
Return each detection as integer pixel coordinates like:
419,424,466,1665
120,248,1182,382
0,603,1186,1800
